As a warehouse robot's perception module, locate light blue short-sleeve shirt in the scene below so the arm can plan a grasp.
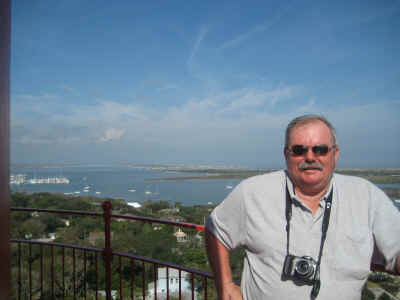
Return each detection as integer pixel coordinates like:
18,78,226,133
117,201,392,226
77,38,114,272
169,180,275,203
206,170,400,300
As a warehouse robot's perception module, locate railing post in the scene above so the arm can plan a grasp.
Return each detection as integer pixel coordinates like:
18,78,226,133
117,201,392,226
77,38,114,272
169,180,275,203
102,201,113,300
0,1,11,299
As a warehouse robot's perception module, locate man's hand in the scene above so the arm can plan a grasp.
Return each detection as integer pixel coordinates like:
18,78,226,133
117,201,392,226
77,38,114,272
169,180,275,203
220,282,243,300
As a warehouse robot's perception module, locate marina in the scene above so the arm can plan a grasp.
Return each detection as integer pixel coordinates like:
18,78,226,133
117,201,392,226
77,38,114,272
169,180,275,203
10,174,70,185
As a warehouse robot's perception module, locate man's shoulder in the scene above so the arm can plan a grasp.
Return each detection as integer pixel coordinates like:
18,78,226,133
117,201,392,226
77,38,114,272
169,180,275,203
333,172,385,199
242,169,285,186
237,170,285,194
333,172,374,187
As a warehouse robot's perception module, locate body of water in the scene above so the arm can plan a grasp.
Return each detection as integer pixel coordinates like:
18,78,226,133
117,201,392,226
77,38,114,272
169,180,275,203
10,166,400,209
10,166,241,206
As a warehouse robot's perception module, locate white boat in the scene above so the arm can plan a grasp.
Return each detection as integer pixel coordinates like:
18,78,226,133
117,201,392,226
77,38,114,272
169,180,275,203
95,191,101,194
128,189,136,192
74,191,81,194
225,185,233,189
145,191,152,195
395,199,400,203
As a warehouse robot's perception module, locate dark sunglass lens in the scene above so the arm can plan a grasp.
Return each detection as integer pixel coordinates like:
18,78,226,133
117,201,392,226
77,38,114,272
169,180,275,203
313,145,329,155
291,145,307,156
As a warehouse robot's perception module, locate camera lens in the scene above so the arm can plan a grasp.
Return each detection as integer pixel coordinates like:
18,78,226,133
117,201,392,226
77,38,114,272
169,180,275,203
295,260,312,277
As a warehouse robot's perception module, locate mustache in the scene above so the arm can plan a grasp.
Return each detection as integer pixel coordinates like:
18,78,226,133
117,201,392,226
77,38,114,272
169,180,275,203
298,161,323,171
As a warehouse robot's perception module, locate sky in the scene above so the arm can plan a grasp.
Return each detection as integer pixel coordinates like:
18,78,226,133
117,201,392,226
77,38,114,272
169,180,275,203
10,0,400,168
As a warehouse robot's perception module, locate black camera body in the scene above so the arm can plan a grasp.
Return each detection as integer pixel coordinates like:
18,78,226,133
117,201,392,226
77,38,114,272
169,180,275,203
283,255,318,285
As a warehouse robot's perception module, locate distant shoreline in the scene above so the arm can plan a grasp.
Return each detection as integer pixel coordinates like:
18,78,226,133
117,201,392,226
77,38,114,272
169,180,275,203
146,168,400,184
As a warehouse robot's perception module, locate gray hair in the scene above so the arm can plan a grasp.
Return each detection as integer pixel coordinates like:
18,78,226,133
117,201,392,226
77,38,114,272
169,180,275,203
284,114,337,148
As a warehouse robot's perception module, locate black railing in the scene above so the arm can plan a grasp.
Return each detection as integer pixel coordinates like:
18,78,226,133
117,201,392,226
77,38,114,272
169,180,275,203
11,201,212,300
11,201,396,300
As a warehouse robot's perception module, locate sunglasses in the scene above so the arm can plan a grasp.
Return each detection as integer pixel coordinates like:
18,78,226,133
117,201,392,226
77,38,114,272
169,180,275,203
287,144,336,156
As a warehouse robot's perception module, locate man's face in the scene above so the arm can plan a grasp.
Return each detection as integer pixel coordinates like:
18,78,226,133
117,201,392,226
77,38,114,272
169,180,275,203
284,121,339,193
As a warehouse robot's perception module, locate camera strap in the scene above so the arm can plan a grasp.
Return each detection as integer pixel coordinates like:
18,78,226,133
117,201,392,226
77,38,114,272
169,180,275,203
285,180,333,298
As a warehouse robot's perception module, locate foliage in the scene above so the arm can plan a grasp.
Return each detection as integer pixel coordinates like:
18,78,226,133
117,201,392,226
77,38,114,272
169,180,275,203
377,293,392,300
361,285,375,300
379,281,400,295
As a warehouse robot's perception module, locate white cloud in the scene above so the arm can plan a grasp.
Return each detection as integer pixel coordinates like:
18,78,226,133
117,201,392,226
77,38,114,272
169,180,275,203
99,128,126,142
10,87,400,167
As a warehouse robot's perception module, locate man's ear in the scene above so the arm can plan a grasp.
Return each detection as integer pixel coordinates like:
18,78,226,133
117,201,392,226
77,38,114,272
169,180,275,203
283,148,289,161
334,146,340,165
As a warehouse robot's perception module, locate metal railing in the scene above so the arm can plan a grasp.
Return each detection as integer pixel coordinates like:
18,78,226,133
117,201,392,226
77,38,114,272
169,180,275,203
11,201,396,300
11,201,213,300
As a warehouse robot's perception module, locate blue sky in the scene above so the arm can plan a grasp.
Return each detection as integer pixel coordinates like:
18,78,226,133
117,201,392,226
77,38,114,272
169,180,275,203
10,0,400,168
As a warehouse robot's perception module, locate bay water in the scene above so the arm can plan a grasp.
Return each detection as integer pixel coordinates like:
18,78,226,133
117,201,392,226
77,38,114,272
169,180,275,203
10,166,400,209
10,166,241,206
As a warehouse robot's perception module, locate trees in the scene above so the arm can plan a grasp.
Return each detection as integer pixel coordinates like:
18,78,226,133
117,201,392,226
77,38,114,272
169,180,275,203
362,286,376,300
11,194,216,298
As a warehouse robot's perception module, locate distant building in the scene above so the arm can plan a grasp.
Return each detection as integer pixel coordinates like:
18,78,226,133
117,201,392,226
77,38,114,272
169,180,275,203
37,232,57,242
61,219,70,227
147,268,198,300
98,290,117,299
174,228,187,243
159,207,180,214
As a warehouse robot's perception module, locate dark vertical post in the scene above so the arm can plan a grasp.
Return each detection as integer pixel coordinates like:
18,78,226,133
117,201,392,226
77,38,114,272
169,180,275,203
84,250,87,300
51,245,55,299
62,247,65,300
102,201,113,300
0,0,11,299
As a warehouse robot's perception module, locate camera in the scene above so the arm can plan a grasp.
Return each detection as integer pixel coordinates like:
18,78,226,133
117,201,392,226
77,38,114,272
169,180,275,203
283,255,318,285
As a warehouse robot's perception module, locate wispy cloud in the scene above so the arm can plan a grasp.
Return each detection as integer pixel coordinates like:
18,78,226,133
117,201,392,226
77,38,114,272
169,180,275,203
187,25,209,68
219,3,293,51
157,84,179,92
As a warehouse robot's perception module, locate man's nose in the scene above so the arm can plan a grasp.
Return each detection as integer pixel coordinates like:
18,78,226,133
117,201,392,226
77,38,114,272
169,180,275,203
304,148,316,161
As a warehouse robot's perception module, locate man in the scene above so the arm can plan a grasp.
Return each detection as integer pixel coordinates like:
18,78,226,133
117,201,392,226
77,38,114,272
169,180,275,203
205,114,400,300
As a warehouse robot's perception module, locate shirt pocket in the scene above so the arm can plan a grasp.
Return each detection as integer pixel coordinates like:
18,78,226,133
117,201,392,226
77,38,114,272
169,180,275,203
332,229,372,281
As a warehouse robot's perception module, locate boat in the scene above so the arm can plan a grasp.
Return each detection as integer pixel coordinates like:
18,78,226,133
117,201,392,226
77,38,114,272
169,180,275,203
225,185,233,189
95,191,101,194
395,199,400,203
127,202,142,208
128,189,136,192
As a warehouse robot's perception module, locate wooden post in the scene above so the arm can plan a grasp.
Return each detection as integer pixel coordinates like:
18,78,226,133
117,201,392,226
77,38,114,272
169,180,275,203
102,201,113,300
0,0,11,299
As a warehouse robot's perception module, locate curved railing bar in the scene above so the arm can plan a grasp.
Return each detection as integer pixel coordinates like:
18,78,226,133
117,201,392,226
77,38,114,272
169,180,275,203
11,206,396,275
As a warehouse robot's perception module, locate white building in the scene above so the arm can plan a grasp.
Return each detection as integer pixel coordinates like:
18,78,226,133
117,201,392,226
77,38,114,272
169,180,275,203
174,228,188,243
147,268,198,300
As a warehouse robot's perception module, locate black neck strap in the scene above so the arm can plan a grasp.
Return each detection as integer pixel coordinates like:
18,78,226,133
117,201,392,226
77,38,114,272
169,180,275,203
285,180,333,278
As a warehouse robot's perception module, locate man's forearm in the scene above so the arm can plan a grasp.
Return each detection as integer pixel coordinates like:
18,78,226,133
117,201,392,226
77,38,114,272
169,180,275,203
205,230,234,292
